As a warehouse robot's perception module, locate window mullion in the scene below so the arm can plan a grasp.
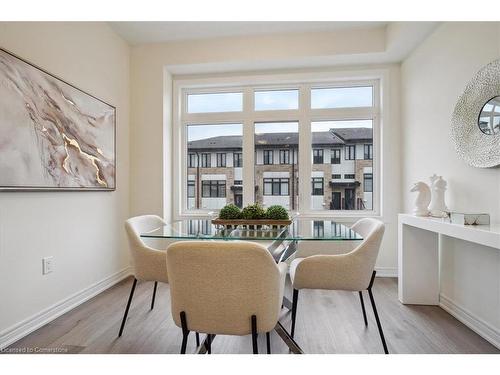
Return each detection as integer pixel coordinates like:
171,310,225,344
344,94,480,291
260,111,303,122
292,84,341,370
242,87,254,207
298,84,312,214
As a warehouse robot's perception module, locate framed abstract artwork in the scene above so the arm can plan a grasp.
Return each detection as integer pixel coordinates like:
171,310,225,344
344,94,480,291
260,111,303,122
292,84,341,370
0,48,116,191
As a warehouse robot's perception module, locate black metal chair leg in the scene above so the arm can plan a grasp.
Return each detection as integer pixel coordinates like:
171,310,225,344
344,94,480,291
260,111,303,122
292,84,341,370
291,289,299,338
367,271,389,354
150,281,158,310
359,291,368,326
180,311,190,354
266,332,271,354
206,334,212,354
251,315,258,354
118,278,137,337
195,332,200,347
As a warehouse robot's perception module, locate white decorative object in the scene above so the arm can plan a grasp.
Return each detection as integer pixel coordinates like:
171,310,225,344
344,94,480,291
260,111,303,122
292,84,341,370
450,212,490,225
410,181,431,216
428,174,448,218
451,59,500,168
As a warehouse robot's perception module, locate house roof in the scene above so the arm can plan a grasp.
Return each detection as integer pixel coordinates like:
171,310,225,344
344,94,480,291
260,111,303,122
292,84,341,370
187,128,372,150
332,128,372,141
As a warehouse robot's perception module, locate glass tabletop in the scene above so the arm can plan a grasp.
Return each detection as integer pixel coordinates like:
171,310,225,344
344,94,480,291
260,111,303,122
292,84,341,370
140,219,363,242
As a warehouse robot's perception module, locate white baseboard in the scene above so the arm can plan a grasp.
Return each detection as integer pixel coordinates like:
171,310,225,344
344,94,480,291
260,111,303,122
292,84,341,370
440,293,500,349
375,267,398,278
0,266,133,350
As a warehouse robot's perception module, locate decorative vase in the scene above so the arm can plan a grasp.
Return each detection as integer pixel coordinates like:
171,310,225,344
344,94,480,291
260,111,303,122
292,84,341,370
428,174,448,218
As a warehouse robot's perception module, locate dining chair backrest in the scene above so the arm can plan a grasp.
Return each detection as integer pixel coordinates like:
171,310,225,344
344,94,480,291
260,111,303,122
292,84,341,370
166,241,283,335
125,215,168,282
346,218,385,288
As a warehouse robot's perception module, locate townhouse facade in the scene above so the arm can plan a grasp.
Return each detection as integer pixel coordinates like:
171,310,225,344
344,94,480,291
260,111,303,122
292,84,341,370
187,128,373,211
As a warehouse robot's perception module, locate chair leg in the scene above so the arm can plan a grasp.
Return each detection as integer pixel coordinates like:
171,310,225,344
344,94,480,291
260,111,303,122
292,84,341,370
359,291,368,326
118,278,137,337
180,311,190,354
266,332,271,354
291,289,299,338
251,315,258,354
367,271,389,354
150,281,158,310
195,332,200,347
206,334,212,354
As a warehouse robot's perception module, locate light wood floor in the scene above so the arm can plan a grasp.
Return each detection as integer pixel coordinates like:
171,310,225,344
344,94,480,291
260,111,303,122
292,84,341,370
8,277,499,354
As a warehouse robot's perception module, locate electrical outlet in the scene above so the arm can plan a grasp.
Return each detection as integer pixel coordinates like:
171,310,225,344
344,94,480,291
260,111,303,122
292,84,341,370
42,256,53,275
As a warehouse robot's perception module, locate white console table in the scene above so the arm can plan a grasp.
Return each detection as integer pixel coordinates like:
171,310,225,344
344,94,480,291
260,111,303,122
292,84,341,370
398,214,500,305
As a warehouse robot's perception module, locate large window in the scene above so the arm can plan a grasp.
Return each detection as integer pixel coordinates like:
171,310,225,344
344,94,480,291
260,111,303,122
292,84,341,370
178,78,379,215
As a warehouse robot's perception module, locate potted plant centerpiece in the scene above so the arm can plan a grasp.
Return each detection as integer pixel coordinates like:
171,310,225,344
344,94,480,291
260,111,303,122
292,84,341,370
212,203,292,229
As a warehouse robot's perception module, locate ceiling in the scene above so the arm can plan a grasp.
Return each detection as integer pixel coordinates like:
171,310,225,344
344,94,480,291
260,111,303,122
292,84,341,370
109,21,388,45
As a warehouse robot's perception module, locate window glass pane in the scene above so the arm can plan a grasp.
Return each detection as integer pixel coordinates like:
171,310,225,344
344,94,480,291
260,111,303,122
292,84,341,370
311,86,373,109
254,90,299,111
311,120,373,211
281,179,289,196
255,122,299,211
312,178,324,196
364,173,373,192
187,92,243,113
263,179,272,195
187,123,242,210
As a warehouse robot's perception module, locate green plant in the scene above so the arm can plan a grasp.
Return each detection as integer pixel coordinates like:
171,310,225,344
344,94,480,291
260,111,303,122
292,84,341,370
241,203,266,220
218,204,242,220
265,205,289,220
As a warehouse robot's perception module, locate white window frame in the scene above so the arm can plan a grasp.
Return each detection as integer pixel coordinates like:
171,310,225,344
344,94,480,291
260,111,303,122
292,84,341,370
172,69,385,219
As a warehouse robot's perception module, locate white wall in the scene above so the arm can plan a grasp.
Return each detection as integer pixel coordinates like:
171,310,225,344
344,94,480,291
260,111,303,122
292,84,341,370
0,22,130,347
401,22,500,340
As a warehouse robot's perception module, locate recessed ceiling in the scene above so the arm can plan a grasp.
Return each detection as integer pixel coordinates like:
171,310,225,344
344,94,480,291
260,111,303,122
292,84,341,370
109,21,388,45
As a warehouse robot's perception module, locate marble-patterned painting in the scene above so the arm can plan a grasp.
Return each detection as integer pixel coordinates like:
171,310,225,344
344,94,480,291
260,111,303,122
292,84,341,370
0,48,115,190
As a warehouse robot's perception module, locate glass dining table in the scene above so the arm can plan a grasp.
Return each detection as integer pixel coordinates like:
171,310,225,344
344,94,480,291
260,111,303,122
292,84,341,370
140,218,363,354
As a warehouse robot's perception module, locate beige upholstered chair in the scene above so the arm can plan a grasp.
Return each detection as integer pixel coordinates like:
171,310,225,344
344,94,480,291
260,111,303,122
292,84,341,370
289,218,388,354
166,241,287,354
118,215,168,337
